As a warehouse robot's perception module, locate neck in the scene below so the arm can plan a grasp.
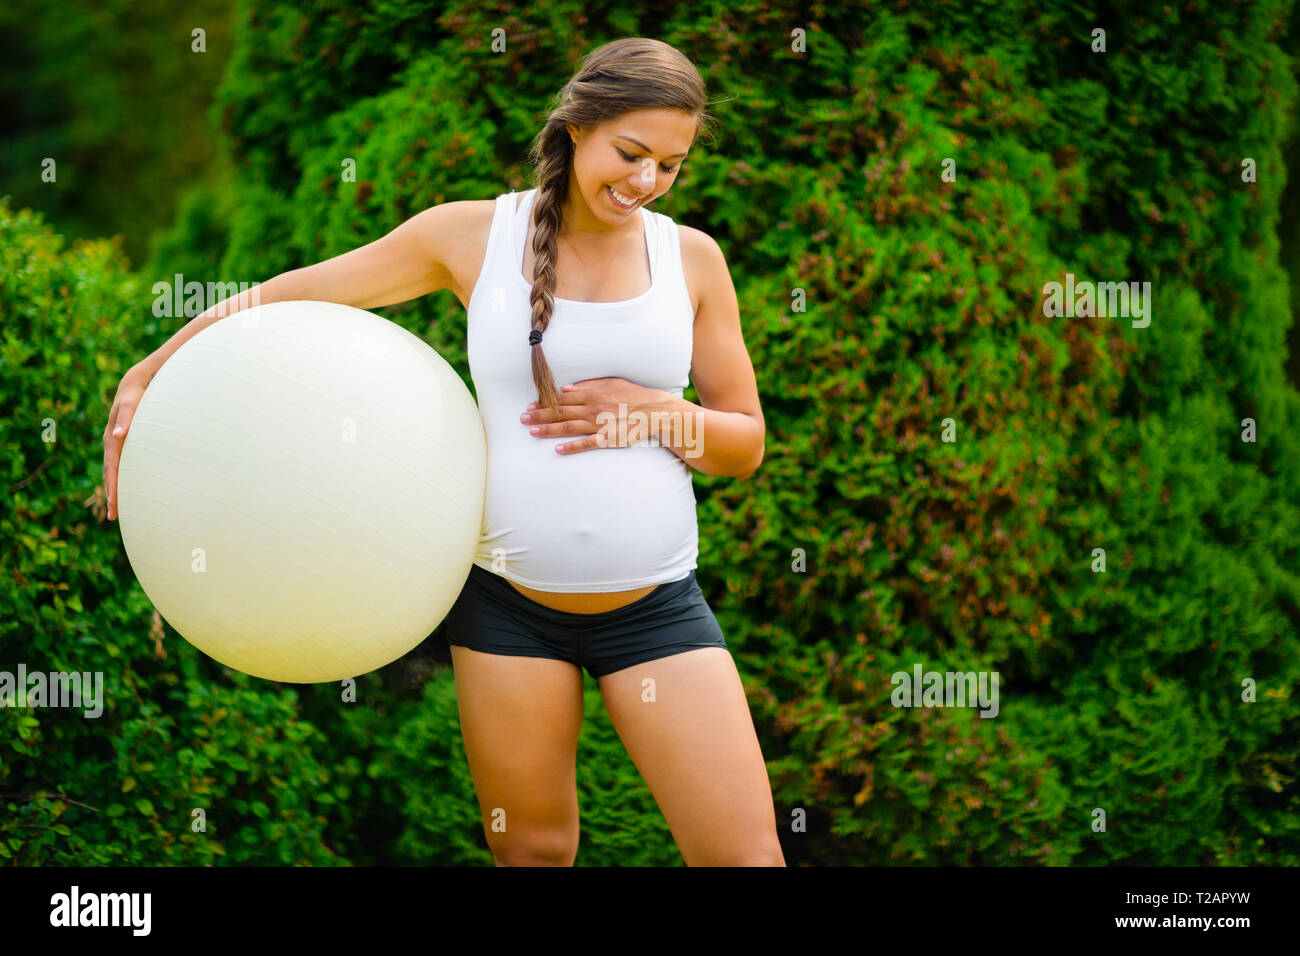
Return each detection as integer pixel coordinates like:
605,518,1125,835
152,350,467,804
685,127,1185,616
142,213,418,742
555,182,639,242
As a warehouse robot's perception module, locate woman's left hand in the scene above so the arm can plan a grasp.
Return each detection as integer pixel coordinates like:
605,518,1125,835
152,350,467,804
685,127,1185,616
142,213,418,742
521,377,661,454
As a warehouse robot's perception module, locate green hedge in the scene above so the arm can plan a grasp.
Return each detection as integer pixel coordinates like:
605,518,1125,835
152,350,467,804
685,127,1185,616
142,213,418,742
4,0,1299,865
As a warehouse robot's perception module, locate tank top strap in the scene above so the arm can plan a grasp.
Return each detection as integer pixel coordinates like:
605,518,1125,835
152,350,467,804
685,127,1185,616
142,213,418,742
480,192,519,284
643,205,660,285
648,207,687,304
512,188,535,269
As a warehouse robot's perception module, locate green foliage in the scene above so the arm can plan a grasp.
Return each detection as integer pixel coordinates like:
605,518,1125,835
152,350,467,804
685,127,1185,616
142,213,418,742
3,0,1299,866
0,0,235,267
0,201,334,864
711,0,1300,865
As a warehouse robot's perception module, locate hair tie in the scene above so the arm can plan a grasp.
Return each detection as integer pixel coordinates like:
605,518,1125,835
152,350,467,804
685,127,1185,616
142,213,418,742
529,329,543,346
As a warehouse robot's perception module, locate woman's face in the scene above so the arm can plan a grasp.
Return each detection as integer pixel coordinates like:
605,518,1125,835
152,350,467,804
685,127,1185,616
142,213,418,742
564,108,697,229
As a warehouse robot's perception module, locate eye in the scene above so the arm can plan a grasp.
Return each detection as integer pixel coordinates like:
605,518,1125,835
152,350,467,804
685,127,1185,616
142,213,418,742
616,147,679,174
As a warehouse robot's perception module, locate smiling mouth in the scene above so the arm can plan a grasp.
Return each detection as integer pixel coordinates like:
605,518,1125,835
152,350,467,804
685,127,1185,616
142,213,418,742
607,185,643,209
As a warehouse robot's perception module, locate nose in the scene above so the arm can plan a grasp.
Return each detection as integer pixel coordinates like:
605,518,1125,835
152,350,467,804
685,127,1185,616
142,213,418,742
632,162,656,193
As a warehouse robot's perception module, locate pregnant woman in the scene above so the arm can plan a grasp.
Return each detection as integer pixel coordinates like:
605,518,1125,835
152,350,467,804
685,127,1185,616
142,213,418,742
103,37,783,867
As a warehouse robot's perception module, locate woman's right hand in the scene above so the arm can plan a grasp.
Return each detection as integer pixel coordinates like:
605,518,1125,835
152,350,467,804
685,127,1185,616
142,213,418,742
102,365,155,521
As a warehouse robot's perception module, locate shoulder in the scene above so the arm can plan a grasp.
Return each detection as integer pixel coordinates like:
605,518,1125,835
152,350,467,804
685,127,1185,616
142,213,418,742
676,224,728,318
455,195,512,227
424,198,505,306
677,223,727,272
465,192,523,232
418,197,499,246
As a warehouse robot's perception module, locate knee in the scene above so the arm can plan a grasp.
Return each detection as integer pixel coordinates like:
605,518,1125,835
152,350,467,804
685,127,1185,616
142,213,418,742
489,828,579,867
692,837,786,867
743,845,787,867
725,849,786,867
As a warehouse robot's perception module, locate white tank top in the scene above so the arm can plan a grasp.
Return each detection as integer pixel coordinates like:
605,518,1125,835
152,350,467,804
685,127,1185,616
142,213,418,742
466,188,698,592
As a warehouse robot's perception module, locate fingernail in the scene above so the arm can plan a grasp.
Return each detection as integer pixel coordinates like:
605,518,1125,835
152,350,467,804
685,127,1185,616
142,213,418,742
113,426,123,435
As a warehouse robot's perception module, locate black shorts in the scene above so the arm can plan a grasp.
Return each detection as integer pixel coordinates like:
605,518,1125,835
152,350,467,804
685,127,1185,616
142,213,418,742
442,563,728,678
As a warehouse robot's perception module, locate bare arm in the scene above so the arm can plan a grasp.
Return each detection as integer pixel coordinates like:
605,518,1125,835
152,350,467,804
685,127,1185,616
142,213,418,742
104,202,472,521
133,202,469,379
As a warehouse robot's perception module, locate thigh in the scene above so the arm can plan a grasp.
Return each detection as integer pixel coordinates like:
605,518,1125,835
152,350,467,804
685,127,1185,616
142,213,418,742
450,645,585,862
597,647,785,866
579,570,727,679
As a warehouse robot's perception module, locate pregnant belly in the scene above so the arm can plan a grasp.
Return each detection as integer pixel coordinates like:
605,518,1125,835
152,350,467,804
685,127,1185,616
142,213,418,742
478,428,697,602
506,579,659,613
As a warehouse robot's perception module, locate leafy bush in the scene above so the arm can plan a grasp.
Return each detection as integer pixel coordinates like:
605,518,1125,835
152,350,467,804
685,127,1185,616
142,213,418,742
4,0,1298,866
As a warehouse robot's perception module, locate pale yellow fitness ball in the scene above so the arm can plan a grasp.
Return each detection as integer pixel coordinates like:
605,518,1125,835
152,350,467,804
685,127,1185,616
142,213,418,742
117,300,486,682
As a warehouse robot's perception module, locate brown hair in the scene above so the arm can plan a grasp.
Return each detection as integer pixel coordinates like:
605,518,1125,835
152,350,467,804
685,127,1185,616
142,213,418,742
523,37,720,414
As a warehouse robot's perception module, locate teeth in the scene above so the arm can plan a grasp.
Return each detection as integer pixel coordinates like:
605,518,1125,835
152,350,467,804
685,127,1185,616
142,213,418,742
609,186,637,207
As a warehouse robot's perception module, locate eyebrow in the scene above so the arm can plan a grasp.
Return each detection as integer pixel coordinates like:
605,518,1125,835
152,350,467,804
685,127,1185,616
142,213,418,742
615,136,688,159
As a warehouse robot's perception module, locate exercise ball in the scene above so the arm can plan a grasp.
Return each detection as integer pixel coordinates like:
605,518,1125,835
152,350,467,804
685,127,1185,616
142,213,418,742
116,300,486,683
